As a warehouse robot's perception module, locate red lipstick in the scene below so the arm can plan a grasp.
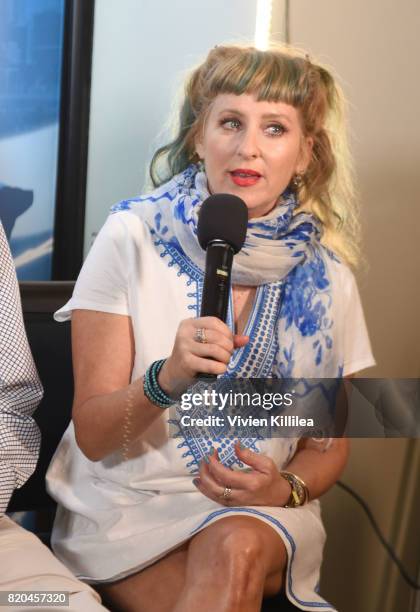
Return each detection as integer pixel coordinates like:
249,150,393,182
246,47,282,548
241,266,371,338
230,168,261,187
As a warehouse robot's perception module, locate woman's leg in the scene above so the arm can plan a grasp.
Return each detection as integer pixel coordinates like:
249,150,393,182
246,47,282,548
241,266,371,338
97,540,189,612
98,515,287,612
173,515,287,612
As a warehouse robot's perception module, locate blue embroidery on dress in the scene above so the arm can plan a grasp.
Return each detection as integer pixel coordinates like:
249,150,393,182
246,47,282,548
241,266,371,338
150,236,203,316
168,280,285,474
153,237,202,281
225,283,282,378
189,507,336,609
169,424,261,475
168,378,262,474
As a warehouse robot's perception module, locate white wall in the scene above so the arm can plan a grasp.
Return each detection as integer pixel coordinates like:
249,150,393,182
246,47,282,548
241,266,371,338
84,0,258,254
270,3,420,611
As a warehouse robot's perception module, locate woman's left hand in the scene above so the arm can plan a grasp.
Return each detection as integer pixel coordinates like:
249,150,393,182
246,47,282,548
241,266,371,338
193,442,291,507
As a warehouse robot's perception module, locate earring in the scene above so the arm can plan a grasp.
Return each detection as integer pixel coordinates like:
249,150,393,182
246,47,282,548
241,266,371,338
292,173,304,190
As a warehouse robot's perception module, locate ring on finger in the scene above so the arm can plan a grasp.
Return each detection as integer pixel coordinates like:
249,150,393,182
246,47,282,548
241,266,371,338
194,328,207,344
221,485,232,501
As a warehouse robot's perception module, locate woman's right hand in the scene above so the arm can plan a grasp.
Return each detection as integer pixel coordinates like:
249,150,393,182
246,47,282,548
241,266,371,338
158,317,249,395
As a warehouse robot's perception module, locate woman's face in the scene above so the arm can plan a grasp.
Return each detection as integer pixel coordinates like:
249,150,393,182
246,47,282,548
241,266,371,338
195,93,313,218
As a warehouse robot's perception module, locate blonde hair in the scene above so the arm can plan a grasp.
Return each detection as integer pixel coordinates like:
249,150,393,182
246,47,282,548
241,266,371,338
150,44,360,266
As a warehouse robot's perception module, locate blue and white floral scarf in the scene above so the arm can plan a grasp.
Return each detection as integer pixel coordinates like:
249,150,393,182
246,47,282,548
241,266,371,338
112,163,342,379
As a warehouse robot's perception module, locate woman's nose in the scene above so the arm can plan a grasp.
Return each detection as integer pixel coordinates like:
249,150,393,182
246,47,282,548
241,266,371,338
236,128,260,159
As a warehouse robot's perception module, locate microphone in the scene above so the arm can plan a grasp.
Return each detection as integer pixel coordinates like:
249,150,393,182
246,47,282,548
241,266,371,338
197,194,248,323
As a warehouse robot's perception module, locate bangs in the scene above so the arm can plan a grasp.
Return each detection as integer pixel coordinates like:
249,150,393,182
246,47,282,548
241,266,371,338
206,48,309,108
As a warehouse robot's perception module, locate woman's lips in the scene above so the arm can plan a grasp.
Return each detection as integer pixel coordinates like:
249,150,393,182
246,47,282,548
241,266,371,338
229,170,261,187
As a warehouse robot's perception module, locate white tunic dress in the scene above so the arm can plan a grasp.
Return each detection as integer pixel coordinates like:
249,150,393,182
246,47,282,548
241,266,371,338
46,210,375,611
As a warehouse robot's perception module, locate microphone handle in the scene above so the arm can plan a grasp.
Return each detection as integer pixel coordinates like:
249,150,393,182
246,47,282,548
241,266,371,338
200,241,234,320
199,241,234,379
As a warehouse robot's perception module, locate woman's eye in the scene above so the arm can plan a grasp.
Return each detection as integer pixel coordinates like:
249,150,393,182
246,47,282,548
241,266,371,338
222,118,241,130
266,124,286,136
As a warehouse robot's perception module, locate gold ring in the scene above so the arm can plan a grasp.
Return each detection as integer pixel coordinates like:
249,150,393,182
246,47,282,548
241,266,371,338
194,328,207,344
221,485,232,500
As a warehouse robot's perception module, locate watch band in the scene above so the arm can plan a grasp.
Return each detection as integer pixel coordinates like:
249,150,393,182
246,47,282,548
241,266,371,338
280,471,309,508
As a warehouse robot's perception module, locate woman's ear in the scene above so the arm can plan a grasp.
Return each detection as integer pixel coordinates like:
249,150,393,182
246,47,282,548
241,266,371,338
195,140,204,160
297,136,313,174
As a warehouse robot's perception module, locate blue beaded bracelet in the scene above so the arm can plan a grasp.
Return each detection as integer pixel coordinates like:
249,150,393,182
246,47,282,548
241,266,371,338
143,359,173,409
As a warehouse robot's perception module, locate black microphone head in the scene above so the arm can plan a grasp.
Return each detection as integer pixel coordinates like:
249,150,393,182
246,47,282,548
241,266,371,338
197,194,248,254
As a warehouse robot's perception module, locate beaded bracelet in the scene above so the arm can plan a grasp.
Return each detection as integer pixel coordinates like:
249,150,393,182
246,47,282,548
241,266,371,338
143,359,173,409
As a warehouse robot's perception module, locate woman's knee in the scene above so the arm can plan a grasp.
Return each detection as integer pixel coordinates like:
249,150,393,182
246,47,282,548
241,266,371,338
218,522,287,600
222,528,268,599
189,517,285,581
220,524,265,566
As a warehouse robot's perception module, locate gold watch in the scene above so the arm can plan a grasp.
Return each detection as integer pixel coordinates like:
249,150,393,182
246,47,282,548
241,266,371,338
280,471,309,508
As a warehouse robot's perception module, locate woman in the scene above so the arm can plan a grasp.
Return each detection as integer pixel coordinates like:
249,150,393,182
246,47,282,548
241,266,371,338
47,45,375,611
